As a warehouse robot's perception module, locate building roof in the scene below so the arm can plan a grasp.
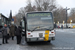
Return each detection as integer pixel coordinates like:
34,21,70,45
0,13,9,20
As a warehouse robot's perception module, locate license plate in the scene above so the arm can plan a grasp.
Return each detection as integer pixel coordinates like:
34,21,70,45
28,35,32,37
50,34,53,36
39,33,43,35
39,33,43,37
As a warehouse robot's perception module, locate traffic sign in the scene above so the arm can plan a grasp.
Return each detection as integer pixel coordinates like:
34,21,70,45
12,19,14,21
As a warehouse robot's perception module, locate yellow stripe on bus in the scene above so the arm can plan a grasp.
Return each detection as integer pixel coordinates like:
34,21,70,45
44,30,49,41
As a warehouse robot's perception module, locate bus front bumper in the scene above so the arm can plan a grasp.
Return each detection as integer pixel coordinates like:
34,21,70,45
27,37,55,42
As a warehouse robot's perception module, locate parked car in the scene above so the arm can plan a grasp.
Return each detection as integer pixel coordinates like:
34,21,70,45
68,25,72,28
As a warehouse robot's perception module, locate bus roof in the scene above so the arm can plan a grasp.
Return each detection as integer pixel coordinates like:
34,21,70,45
26,11,52,14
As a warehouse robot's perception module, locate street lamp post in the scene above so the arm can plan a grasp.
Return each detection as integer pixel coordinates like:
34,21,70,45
70,20,72,25
63,21,65,26
64,7,70,28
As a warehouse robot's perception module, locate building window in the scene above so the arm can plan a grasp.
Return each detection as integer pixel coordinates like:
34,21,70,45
2,17,3,21
0,14,1,19
4,18,6,23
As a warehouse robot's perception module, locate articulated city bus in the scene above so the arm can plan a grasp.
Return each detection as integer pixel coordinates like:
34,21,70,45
23,12,55,43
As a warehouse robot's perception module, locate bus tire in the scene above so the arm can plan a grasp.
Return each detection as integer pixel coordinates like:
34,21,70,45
26,42,29,44
47,40,51,43
27,42,29,44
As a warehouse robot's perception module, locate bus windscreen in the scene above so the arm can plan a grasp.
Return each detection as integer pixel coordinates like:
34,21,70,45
27,12,54,31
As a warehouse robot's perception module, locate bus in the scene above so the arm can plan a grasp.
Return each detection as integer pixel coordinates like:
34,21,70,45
23,12,55,43
20,19,25,36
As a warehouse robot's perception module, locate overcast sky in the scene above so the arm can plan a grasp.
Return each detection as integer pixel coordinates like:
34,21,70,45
0,0,27,17
57,0,75,8
0,0,75,17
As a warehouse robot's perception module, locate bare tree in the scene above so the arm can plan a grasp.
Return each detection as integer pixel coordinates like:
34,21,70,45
15,0,58,25
15,0,33,26
67,8,75,23
32,6,37,11
70,8,75,17
15,13,23,26
19,0,32,14
53,7,66,23
34,0,42,11
25,0,33,12
34,0,57,11
42,0,49,11
18,7,26,16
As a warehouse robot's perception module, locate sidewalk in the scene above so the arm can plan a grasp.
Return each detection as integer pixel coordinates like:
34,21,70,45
0,37,26,50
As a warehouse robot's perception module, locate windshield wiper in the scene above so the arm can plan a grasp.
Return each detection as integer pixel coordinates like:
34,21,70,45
31,26,40,32
31,26,49,32
31,26,53,32
39,26,53,30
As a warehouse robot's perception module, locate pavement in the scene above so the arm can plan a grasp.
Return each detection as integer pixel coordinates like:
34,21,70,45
0,29,75,50
0,37,26,50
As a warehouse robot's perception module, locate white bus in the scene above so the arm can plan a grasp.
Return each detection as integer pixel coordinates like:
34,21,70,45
20,19,25,36
23,12,55,43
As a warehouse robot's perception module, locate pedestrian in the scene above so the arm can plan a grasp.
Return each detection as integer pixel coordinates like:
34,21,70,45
7,25,10,39
54,23,57,28
16,26,22,44
58,26,60,28
61,25,63,29
56,24,57,28
1,24,8,44
0,25,3,45
54,24,56,28
15,25,17,35
10,24,15,40
8,24,10,28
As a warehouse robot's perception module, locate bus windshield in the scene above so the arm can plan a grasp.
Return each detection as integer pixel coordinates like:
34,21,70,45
27,12,54,31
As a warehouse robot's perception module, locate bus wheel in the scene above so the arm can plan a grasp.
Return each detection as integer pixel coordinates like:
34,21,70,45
47,40,51,43
26,42,29,44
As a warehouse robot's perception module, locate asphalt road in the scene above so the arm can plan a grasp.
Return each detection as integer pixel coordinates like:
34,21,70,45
0,29,75,50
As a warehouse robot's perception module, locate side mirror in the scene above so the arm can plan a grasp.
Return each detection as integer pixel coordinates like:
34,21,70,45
23,17,25,21
23,16,27,24
20,21,22,26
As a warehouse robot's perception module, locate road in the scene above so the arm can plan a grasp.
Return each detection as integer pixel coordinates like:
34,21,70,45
0,29,75,50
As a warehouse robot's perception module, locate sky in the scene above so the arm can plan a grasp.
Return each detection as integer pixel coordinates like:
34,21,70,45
0,0,28,17
56,0,75,13
57,0,75,8
0,0,75,17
